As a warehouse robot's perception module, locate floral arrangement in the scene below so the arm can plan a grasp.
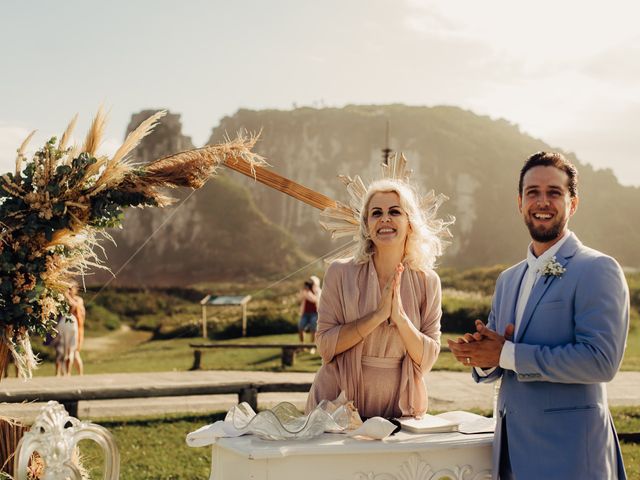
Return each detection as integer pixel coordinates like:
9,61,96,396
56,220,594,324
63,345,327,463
0,109,264,377
539,255,566,281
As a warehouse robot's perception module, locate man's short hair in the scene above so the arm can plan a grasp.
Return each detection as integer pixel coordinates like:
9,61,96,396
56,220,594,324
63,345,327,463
519,151,579,198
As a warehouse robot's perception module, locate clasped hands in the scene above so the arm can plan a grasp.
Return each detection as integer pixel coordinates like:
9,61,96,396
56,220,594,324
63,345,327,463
447,320,515,368
377,264,409,327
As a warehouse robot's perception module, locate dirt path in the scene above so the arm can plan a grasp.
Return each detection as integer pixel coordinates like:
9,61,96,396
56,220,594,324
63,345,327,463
82,325,152,355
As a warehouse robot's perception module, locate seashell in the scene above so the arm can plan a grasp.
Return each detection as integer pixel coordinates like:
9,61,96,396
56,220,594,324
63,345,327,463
346,416,396,440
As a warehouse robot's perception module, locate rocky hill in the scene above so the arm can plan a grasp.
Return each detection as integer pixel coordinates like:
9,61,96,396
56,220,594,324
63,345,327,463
208,105,640,269
93,111,308,286
94,104,640,286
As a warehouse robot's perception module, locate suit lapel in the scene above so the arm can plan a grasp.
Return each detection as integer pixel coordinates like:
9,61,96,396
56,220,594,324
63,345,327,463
502,262,527,335
515,233,580,342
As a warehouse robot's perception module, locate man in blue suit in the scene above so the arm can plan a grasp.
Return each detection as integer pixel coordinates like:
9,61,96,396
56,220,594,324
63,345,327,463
448,152,629,479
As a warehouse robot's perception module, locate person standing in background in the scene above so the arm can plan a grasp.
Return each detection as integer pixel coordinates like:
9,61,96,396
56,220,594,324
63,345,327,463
299,276,321,349
65,284,85,375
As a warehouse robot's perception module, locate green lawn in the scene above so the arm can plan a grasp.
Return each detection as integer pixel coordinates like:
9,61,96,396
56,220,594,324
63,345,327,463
30,324,640,376
78,413,223,480
22,326,640,480
32,333,323,376
76,407,640,480
32,277,634,376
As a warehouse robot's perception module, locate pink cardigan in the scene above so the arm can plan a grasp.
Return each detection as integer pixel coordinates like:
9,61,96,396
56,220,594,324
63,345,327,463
305,258,442,417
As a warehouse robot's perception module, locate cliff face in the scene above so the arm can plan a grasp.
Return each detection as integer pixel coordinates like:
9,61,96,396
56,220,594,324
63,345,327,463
95,105,640,286
94,111,307,286
208,105,640,268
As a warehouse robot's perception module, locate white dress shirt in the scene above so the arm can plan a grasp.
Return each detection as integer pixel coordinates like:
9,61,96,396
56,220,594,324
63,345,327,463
476,230,571,375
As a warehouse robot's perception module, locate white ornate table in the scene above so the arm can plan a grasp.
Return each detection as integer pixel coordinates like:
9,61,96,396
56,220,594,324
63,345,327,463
209,431,493,480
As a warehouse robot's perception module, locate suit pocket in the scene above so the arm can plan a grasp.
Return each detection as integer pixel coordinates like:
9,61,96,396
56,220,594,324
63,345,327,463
537,300,566,311
543,404,597,414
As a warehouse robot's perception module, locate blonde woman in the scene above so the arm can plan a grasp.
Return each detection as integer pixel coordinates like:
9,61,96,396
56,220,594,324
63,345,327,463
305,177,449,419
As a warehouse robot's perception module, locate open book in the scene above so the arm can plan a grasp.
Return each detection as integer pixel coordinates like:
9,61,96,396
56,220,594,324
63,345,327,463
398,411,495,434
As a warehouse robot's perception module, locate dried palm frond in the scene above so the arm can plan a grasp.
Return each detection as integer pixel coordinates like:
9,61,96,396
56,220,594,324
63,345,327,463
84,110,167,194
111,110,167,165
319,203,360,239
381,152,411,181
339,174,367,211
146,132,265,187
15,130,37,177
81,106,107,156
137,147,219,189
2,109,292,379
58,114,78,151
81,155,109,186
322,240,359,264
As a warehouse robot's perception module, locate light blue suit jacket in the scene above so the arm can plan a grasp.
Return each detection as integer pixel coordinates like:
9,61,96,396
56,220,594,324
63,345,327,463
473,233,629,480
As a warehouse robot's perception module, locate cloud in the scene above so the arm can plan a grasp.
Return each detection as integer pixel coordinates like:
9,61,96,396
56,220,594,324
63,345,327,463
405,0,640,70
546,103,640,187
580,39,640,88
399,1,640,186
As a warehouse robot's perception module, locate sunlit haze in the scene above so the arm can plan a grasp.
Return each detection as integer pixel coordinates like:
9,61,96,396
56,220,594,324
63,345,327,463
1,0,639,185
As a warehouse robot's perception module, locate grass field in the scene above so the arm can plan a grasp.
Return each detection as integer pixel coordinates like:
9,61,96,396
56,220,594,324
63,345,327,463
76,407,640,480
29,324,640,376
14,273,640,479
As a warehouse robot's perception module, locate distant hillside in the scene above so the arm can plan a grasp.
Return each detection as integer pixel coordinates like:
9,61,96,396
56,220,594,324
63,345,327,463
92,111,308,286
208,105,640,268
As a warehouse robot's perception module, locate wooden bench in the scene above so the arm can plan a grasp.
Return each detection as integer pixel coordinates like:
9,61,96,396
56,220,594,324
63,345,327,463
189,343,317,370
0,380,313,417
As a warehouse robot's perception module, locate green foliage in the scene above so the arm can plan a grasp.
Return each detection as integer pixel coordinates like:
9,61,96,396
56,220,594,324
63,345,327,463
79,413,222,480
0,140,158,338
439,265,506,296
441,289,492,333
625,271,640,312
90,289,171,318
213,310,298,339
152,321,201,340
85,303,121,332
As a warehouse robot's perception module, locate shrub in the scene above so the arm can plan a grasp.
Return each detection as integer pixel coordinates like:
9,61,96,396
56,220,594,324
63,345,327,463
440,265,505,296
152,321,201,340
213,310,298,339
85,304,121,332
135,314,164,332
441,289,492,333
625,271,639,312
31,338,53,362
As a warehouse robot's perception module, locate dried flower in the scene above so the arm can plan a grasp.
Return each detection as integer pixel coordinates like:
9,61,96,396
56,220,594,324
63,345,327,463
0,109,262,378
539,256,566,282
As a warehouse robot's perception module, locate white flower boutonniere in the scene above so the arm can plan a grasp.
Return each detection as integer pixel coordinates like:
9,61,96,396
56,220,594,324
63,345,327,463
539,256,566,283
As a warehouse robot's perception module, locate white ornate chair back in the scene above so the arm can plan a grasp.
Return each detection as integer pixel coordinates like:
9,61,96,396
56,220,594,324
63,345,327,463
14,401,119,480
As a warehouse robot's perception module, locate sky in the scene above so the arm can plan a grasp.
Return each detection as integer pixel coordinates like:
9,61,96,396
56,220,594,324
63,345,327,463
1,0,639,185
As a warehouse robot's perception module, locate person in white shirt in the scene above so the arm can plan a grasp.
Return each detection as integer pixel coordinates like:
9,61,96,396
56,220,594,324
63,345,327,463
448,152,628,480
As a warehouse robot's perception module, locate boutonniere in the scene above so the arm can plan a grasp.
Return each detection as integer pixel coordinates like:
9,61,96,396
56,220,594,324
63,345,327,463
539,256,566,283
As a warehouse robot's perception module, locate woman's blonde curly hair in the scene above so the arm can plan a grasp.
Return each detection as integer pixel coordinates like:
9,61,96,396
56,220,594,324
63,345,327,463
353,179,451,271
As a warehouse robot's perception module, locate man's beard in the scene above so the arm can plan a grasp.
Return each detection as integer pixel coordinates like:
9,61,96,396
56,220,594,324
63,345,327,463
525,215,565,243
